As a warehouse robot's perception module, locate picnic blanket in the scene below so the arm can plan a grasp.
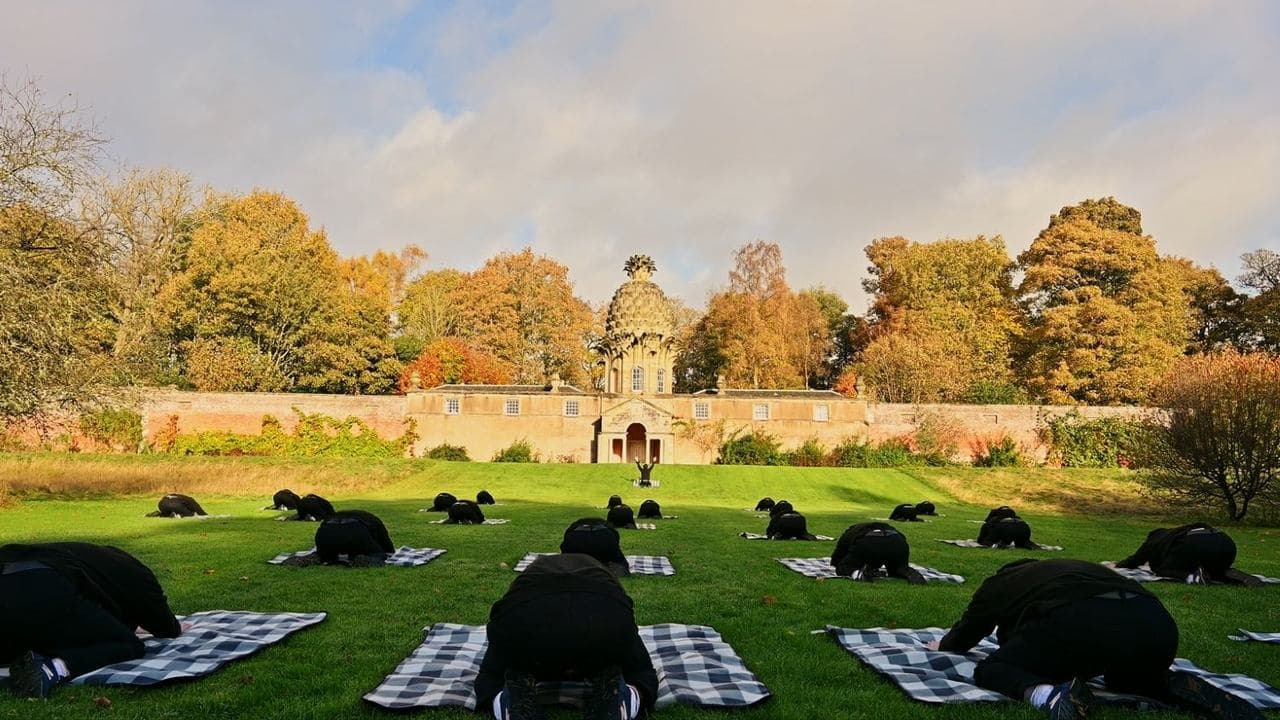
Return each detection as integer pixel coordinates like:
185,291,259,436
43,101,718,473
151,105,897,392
633,479,661,488
1230,631,1280,643
740,532,834,541
424,517,510,525
1102,562,1280,585
776,557,964,584
938,539,1063,551
363,622,769,711
825,626,1280,709
268,547,446,567
0,611,325,686
512,552,674,576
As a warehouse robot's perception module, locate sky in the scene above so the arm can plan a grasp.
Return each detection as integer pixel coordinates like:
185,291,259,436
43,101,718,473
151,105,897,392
5,0,1279,311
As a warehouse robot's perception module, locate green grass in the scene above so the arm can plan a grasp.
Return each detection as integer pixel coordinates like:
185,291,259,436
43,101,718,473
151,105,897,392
0,458,1277,720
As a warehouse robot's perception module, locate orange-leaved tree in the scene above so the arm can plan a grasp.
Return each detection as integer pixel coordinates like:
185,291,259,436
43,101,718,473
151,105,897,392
397,338,512,393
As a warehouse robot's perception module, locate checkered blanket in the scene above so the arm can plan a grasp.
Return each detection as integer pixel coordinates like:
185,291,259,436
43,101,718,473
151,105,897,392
512,552,674,576
825,626,1280,709
633,479,661,487
1101,562,1280,585
776,558,965,584
424,517,509,524
363,622,769,711
938,539,1063,551
267,547,446,567
1230,631,1280,643
0,611,325,686
739,532,834,541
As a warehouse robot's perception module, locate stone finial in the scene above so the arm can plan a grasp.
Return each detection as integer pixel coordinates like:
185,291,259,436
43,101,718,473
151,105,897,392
716,374,726,390
624,254,657,282
550,373,563,390
409,371,423,391
854,377,865,399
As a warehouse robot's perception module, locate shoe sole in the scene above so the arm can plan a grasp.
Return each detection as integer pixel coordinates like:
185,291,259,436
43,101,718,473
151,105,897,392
1166,672,1263,720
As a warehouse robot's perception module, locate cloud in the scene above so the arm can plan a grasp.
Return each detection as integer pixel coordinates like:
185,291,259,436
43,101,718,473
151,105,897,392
5,0,1278,310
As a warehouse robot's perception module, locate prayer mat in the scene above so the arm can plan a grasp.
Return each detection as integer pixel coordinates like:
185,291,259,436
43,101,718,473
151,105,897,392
267,547,446,567
632,523,657,530
739,531,834,541
0,611,325,687
826,626,1280,709
363,622,769,711
869,517,931,523
512,552,674,576
776,557,965,584
938,539,1063,551
633,479,661,488
150,514,232,520
1230,631,1280,643
1102,562,1280,585
424,517,510,524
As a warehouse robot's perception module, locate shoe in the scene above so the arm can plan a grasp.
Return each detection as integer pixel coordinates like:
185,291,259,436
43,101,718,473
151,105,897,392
581,665,623,720
499,670,547,720
1044,677,1093,720
8,650,60,699
1221,568,1265,588
1164,671,1263,720
899,566,927,585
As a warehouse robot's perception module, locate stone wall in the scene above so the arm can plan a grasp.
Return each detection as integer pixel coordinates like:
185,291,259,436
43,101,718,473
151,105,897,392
139,390,409,441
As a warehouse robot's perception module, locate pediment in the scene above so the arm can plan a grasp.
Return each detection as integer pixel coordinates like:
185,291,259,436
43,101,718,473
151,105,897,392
601,397,673,433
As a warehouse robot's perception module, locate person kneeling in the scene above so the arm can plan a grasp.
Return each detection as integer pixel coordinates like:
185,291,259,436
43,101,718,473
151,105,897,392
1116,523,1261,586
446,500,486,524
636,500,662,520
0,542,183,698
935,559,1261,720
561,519,630,576
754,497,775,512
889,503,922,522
295,493,336,522
607,504,638,530
986,505,1018,522
476,553,658,720
147,493,206,518
977,515,1039,550
766,512,817,541
832,523,924,584
265,489,301,511
915,500,937,516
477,490,497,505
314,510,395,566
429,492,458,512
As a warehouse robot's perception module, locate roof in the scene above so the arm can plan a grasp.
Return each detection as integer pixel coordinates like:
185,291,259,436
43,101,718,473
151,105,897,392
690,388,848,399
426,383,588,396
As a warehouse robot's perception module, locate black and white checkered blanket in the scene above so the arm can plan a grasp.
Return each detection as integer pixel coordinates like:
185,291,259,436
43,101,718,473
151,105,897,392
776,558,965,584
632,479,661,487
363,622,769,711
739,532,834,541
267,547,446,567
826,626,1280,709
424,517,510,524
512,552,674,576
938,539,1063,551
1230,631,1280,643
1101,562,1280,585
0,611,326,686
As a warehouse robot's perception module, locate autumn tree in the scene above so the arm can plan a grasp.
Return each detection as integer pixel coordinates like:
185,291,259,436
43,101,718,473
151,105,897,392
1236,249,1280,352
452,248,594,386
397,268,465,356
397,337,511,392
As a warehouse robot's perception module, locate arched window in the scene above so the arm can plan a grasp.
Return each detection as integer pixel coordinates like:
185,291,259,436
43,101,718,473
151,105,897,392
656,369,666,394
631,366,644,392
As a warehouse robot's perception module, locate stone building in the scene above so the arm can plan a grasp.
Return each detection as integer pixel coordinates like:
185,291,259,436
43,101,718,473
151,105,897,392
405,255,869,463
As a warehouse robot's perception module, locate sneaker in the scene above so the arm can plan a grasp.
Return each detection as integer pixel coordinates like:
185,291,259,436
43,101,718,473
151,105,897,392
499,670,546,720
899,566,927,585
8,650,61,699
581,665,623,720
858,564,876,583
1164,671,1264,720
1221,568,1265,588
1044,678,1093,720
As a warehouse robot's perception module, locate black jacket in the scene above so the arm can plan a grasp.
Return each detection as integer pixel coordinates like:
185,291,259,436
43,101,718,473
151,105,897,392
938,559,1152,653
0,542,181,638
296,494,335,521
320,510,395,553
1116,523,1220,569
475,554,658,713
831,522,901,566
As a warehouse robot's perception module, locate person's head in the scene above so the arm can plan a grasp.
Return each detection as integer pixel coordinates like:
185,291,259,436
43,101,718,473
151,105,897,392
607,494,623,509
476,489,496,505
561,518,625,566
607,504,636,529
274,489,301,509
433,492,457,510
300,494,336,521
770,499,794,517
915,500,936,515
755,497,775,512
638,499,661,518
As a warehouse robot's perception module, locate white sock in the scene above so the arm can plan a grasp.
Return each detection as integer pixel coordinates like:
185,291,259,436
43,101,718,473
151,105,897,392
850,569,863,580
1026,683,1054,708
622,684,640,720
51,658,70,679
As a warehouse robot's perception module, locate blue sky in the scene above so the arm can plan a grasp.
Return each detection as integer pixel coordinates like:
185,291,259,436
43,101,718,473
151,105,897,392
5,1,1278,309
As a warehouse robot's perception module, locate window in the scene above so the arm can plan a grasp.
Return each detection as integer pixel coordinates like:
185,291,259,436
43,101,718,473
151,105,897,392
656,369,666,394
444,398,460,415
504,398,520,416
814,404,829,422
631,366,644,392
564,399,580,417
694,402,710,420
753,403,770,421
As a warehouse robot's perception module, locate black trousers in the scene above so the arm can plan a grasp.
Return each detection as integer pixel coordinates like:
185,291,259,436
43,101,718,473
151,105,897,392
315,522,384,564
974,595,1178,699
1155,531,1237,580
834,534,911,578
487,593,638,679
980,521,1034,549
0,569,145,677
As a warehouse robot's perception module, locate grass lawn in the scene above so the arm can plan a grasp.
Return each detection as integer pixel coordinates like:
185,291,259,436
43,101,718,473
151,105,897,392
0,456,1277,720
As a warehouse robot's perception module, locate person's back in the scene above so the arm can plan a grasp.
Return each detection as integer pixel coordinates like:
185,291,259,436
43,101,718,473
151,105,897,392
607,504,637,530
430,492,458,512
314,510,394,564
754,497,775,512
477,553,657,719
446,500,486,524
296,494,335,521
831,522,922,583
606,494,623,509
915,500,937,516
637,499,661,519
267,489,301,511
476,489,496,505
889,503,921,522
986,505,1018,522
770,499,794,517
154,493,206,517
767,511,815,540
561,518,629,574
977,516,1035,549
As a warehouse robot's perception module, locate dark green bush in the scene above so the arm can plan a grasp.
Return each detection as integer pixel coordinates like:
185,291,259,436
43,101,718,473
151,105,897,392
170,409,417,458
78,407,143,451
962,380,1029,405
426,443,471,461
1039,410,1144,468
492,439,538,463
717,430,783,465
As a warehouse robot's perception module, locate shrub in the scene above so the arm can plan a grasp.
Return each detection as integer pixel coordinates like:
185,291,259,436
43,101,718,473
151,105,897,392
1141,352,1280,521
78,407,143,452
492,439,538,463
717,429,783,465
170,409,416,458
910,410,963,465
971,434,1024,467
426,444,470,461
1038,410,1144,468
783,438,828,467
829,436,926,468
